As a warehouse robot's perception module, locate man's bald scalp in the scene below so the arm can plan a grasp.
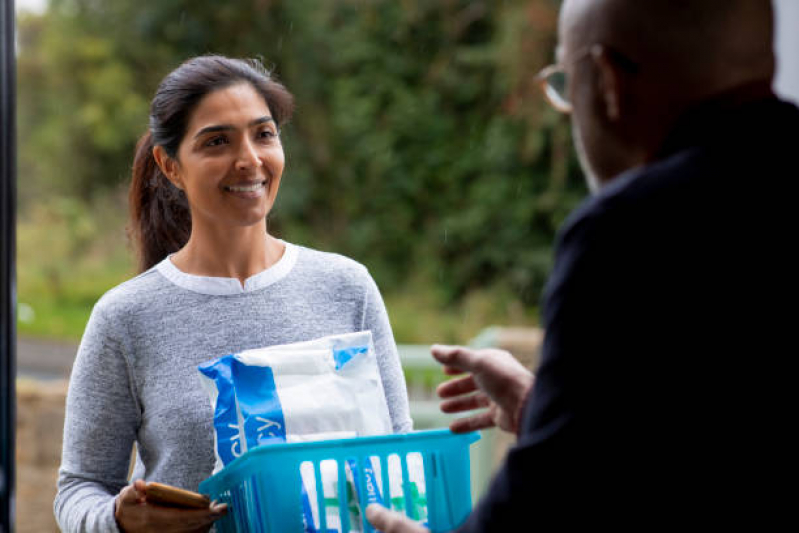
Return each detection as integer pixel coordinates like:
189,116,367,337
564,0,774,87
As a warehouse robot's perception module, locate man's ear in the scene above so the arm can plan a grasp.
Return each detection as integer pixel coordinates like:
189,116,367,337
591,45,623,122
152,145,184,190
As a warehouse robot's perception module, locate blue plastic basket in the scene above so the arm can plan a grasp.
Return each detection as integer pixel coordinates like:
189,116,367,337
200,429,480,533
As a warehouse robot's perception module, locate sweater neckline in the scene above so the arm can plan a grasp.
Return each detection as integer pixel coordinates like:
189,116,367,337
155,240,299,295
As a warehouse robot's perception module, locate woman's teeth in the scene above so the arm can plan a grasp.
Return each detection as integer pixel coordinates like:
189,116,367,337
226,182,265,193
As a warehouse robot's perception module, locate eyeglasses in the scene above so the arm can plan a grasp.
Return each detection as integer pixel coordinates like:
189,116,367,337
536,64,572,113
535,45,639,114
535,46,596,114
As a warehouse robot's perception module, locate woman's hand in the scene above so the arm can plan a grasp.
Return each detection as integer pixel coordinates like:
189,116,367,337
115,479,227,533
432,345,534,434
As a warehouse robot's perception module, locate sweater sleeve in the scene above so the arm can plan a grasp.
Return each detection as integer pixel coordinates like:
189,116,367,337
360,270,413,433
54,300,140,533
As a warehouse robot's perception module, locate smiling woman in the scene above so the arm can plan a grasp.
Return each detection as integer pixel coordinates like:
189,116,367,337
151,82,287,279
128,56,294,275
54,56,413,533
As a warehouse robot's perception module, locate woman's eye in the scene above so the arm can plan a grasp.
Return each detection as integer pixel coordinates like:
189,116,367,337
205,136,228,147
257,129,277,140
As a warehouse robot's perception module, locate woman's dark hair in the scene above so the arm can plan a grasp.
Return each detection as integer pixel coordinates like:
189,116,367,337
128,55,294,271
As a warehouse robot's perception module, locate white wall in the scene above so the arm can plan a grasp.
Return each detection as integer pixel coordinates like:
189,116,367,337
774,0,799,104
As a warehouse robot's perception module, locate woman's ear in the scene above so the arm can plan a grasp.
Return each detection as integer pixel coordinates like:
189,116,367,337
591,45,622,122
152,145,184,190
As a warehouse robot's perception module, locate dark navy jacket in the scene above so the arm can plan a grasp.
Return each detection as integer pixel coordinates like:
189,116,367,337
456,86,796,530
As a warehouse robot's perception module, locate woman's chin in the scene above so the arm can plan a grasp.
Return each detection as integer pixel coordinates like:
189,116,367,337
236,214,269,229
243,208,274,228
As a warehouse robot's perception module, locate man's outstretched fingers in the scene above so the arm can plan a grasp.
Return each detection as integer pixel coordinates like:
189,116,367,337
440,392,490,414
437,374,477,399
431,345,480,373
450,411,494,433
442,365,466,376
366,504,428,533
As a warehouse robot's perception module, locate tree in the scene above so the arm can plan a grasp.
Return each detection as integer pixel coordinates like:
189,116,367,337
16,0,586,307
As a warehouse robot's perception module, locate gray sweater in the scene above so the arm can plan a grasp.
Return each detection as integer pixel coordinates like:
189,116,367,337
54,242,413,532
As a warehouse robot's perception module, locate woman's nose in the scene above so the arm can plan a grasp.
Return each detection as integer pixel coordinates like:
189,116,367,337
235,138,262,171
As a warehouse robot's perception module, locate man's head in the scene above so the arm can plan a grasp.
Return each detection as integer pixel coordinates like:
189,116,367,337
558,0,775,191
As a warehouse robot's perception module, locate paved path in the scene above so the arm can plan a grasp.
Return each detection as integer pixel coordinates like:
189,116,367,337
16,336,77,380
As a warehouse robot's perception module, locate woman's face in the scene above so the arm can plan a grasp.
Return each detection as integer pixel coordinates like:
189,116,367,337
167,82,284,231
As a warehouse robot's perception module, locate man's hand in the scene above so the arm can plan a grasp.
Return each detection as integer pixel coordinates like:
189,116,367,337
115,479,227,533
366,504,429,533
432,345,534,434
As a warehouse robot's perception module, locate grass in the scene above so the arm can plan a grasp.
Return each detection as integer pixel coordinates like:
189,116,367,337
385,280,538,345
16,194,136,342
17,263,134,341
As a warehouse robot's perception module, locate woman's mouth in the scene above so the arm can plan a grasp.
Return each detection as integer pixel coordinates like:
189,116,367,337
224,180,267,193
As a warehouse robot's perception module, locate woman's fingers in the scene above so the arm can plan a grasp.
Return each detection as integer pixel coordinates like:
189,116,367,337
133,479,148,495
117,480,227,531
437,374,478,399
449,411,496,433
144,504,226,530
210,501,228,516
118,481,146,505
440,392,490,414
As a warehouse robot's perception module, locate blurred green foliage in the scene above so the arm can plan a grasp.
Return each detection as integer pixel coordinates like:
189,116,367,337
16,0,587,342
16,193,134,339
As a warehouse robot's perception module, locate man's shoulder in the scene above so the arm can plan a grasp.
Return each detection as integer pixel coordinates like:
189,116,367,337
561,139,730,241
554,150,723,277
565,95,799,239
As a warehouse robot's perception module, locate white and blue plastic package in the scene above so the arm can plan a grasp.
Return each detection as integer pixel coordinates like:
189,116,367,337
198,331,393,470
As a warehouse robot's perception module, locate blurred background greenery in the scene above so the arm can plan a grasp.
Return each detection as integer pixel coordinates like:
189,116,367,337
15,0,585,345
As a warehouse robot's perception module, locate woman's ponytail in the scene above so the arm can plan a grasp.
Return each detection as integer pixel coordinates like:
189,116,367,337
127,131,191,272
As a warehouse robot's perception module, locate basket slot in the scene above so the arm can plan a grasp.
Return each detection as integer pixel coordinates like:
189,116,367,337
357,457,371,533
437,449,456,529
232,480,249,532
337,458,350,533
405,451,428,525
250,473,267,532
400,452,415,521
299,460,322,533
387,453,403,513
369,454,387,532
423,452,436,531
379,454,390,515
312,460,327,533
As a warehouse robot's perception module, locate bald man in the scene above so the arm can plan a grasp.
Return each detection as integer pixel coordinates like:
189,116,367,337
369,0,794,530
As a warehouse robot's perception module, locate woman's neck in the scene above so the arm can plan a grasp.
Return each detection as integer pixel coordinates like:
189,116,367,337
170,223,285,286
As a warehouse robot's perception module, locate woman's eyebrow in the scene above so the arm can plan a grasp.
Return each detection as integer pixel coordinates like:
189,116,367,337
193,116,276,139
